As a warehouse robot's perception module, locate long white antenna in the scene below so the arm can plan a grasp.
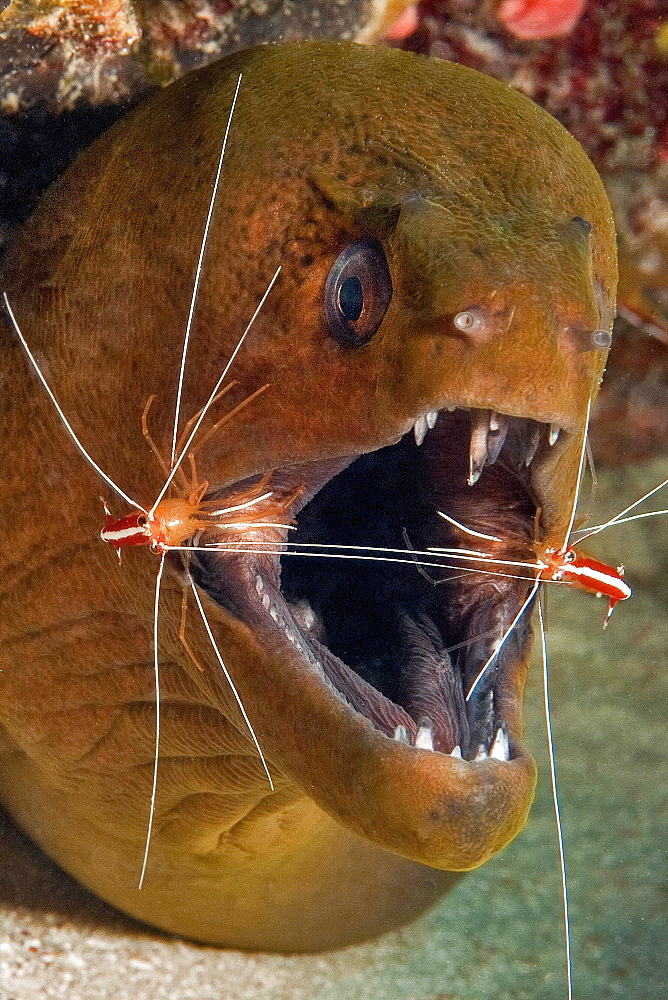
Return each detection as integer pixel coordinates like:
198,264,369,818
138,550,165,890
465,578,540,702
177,543,543,584
538,600,573,1000
561,397,592,553
187,571,274,791
169,73,243,467
574,476,668,545
4,292,146,513
437,510,502,542
575,507,668,534
150,265,281,514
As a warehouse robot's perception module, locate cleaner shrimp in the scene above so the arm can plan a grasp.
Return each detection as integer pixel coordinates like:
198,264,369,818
3,73,292,886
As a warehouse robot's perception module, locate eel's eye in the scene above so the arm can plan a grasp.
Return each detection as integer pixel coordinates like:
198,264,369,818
325,239,392,347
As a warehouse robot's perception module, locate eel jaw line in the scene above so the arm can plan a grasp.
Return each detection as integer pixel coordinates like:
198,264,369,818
189,403,566,775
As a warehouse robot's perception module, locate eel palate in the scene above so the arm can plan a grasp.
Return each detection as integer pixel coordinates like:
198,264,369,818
0,41,617,951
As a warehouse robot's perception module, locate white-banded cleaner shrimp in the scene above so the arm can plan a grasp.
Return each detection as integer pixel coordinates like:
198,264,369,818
2,73,290,885
4,273,283,881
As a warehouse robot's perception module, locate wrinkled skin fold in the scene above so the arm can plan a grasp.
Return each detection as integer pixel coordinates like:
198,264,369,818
0,42,616,951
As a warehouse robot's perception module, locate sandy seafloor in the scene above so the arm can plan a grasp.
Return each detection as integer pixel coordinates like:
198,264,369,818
0,460,666,1000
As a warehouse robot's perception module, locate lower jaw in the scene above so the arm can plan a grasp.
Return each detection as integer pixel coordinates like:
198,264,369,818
184,407,551,863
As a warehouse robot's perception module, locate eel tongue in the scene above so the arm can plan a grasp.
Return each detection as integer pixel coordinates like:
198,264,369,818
398,612,470,755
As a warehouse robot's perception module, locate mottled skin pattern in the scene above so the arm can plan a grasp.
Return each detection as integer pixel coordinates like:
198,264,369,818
0,43,616,950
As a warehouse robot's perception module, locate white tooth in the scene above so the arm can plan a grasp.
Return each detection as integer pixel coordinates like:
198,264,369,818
468,410,489,485
549,423,560,446
393,725,410,744
292,599,317,633
269,607,279,623
524,426,542,466
415,717,435,751
474,745,488,761
490,725,510,761
426,410,439,429
487,412,508,465
413,416,428,446
255,574,264,596
450,745,462,758
262,592,271,610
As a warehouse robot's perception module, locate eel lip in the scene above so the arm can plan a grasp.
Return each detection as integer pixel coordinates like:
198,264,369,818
186,406,568,869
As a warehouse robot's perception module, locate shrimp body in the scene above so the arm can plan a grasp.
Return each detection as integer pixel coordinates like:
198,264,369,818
534,542,632,626
101,499,209,556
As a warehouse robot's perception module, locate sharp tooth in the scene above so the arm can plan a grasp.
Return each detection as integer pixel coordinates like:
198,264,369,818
425,410,439,429
450,745,462,758
413,416,428,446
291,599,317,633
487,411,508,465
549,423,560,446
393,725,410,744
490,724,510,761
415,716,435,751
255,575,264,597
474,745,488,761
468,410,489,485
524,425,542,466
262,592,271,611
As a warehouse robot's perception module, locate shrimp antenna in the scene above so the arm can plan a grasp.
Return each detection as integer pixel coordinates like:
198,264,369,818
573,476,668,545
466,578,540,702
437,510,502,542
151,265,282,515
138,550,166,890
187,571,274,791
181,542,542,584
538,598,573,1000
560,397,592,553
4,293,146,514
170,73,243,468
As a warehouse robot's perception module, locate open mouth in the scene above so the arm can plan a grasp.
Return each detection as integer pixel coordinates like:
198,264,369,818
188,406,559,766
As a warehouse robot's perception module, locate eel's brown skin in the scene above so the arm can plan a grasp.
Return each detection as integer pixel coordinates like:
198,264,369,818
0,42,616,951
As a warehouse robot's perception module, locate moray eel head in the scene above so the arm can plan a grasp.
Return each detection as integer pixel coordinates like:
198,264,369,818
0,42,616,948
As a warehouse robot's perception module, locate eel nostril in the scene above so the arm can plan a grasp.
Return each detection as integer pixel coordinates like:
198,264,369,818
453,308,484,333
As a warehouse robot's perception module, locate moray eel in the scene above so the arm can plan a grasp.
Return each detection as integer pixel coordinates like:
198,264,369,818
0,42,616,951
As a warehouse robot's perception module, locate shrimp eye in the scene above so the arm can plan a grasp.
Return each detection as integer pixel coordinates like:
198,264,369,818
563,549,577,563
552,570,564,581
325,239,393,347
136,514,148,527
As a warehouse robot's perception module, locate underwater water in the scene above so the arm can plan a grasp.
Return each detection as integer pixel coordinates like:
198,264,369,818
0,460,666,1000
